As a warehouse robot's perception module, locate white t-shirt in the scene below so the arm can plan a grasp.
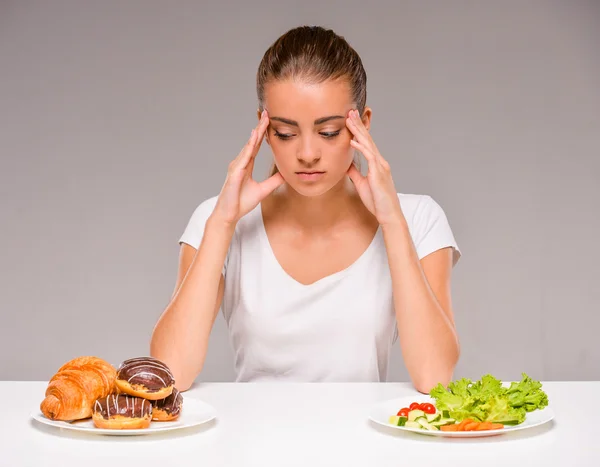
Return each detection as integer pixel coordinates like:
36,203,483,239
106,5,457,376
179,193,460,382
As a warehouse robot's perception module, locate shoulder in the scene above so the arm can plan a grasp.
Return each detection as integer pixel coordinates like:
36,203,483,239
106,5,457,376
180,195,263,246
397,193,446,224
188,195,220,219
396,193,461,263
178,195,220,249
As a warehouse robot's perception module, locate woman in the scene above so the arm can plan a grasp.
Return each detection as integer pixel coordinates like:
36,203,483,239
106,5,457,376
150,25,461,393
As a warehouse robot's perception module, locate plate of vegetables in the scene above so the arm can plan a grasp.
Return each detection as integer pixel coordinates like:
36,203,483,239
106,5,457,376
369,373,555,437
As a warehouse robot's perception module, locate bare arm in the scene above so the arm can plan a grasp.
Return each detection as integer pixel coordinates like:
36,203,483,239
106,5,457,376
382,219,460,394
344,108,459,393
150,217,234,391
150,109,282,391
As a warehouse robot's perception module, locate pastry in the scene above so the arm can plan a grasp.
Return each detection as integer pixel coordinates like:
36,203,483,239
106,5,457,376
92,394,152,429
115,357,174,400
152,388,183,421
40,356,116,421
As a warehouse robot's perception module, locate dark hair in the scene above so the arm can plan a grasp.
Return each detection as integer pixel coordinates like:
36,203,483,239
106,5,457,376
257,26,367,176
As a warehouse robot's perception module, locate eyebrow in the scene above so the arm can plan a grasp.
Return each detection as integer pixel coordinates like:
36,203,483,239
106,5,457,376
269,115,345,126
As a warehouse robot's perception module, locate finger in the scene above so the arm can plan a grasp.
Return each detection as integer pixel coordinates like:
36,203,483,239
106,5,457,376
346,161,365,185
347,120,376,158
346,110,371,142
240,111,269,168
255,109,270,143
229,129,257,172
257,172,285,197
246,126,266,176
231,111,267,171
350,138,378,165
347,110,382,157
347,110,390,171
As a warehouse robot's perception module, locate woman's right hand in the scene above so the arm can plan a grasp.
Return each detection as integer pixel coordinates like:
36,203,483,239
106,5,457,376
212,110,284,226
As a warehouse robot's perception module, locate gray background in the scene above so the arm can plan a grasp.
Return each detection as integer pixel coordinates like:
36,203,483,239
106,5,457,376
1,0,599,383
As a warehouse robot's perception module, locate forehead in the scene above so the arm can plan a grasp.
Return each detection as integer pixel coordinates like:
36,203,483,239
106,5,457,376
263,78,353,120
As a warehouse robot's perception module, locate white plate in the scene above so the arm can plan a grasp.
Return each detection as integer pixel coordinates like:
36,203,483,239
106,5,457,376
369,395,555,438
31,396,217,436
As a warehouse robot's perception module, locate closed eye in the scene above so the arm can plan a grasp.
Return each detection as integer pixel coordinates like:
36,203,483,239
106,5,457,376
274,130,341,140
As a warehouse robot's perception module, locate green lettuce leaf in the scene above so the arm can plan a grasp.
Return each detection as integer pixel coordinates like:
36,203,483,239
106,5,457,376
429,382,471,413
447,378,473,399
468,374,504,400
504,373,549,412
480,395,527,425
428,373,548,425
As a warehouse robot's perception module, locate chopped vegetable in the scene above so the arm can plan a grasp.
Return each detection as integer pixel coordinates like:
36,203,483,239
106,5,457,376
388,373,548,433
419,403,436,414
429,373,548,426
440,420,504,432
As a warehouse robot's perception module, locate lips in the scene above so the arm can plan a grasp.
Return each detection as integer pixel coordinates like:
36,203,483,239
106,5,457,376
295,171,326,182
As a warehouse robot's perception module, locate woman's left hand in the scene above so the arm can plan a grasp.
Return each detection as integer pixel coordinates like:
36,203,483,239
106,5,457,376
346,109,404,226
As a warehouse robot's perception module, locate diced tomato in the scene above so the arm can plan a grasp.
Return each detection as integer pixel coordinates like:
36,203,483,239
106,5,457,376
397,408,410,418
409,402,421,410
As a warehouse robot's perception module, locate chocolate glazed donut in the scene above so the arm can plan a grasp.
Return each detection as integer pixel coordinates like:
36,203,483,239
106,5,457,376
92,394,153,430
152,388,183,421
115,357,175,400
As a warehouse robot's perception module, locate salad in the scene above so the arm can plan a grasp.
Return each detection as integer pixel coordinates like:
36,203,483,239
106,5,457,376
388,372,549,432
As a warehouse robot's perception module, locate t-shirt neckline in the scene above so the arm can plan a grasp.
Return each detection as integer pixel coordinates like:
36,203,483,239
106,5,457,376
257,203,381,288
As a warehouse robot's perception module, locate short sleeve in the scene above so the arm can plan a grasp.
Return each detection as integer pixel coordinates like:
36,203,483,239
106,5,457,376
178,196,229,276
411,195,461,266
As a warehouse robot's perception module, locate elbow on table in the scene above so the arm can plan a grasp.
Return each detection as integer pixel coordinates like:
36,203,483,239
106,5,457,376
160,362,197,393
411,364,457,394
174,376,195,392
413,343,461,393
413,376,449,394
149,348,198,393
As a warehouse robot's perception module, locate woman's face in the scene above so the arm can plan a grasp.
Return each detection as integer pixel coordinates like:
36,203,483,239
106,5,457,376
261,78,371,197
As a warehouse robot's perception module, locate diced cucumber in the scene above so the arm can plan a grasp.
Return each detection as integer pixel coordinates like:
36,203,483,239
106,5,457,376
431,418,456,427
388,415,408,427
442,410,451,418
404,421,421,429
408,409,425,421
416,417,439,431
426,413,441,423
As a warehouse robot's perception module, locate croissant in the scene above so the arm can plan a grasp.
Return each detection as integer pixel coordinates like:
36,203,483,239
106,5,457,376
40,356,117,421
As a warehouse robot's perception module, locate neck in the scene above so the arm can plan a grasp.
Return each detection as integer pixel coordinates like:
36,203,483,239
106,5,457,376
273,177,360,230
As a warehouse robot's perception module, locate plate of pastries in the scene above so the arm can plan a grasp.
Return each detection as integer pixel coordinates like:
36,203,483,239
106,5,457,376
31,355,217,435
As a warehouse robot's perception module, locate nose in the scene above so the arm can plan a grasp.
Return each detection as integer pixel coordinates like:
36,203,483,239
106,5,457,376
297,136,321,166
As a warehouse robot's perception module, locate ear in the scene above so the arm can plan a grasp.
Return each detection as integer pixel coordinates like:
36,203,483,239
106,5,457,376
257,108,270,146
361,106,373,131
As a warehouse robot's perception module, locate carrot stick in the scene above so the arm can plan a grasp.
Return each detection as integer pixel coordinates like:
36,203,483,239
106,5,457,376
475,422,494,431
456,418,473,431
456,419,474,431
464,422,480,431
441,424,459,431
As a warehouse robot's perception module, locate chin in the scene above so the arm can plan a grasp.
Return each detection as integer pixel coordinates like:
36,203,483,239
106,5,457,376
289,185,331,198
283,173,345,198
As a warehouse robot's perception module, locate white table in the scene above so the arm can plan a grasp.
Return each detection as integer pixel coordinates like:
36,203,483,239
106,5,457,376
3,381,597,466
